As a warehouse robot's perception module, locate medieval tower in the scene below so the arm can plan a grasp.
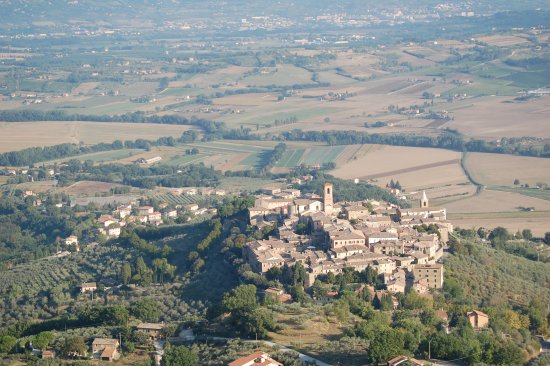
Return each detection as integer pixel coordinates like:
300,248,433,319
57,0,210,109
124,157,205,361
420,191,429,208
323,182,334,214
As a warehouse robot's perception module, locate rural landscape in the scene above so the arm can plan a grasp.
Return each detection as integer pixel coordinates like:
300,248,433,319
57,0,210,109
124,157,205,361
0,1,549,366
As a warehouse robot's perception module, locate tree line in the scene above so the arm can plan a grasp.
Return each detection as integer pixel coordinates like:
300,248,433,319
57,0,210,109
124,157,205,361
276,129,550,158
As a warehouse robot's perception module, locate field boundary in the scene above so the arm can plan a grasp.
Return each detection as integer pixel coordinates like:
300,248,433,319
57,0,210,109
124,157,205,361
357,158,460,180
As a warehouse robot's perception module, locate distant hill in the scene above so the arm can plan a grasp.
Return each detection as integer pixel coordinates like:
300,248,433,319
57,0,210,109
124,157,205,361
1,0,549,31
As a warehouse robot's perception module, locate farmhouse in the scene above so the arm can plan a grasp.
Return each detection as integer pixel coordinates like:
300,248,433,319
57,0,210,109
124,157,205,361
80,282,97,293
64,235,79,251
92,338,120,362
136,323,165,340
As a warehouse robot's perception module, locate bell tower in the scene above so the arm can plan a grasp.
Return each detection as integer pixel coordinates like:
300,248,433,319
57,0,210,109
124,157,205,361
323,182,334,214
420,191,429,208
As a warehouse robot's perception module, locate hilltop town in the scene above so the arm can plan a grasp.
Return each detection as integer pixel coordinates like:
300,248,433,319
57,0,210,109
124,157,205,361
244,183,450,298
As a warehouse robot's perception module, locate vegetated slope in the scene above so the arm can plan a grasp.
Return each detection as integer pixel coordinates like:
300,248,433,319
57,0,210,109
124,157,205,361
444,244,550,307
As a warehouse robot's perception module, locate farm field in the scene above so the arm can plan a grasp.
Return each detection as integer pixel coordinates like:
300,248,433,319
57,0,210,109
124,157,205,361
0,122,195,152
445,96,550,138
464,152,550,187
62,181,123,197
217,177,283,194
331,144,462,182
449,212,550,236
444,190,550,213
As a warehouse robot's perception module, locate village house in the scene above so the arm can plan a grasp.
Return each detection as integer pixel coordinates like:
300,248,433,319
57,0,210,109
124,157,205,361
92,338,120,362
115,204,132,219
162,208,178,219
98,224,121,238
243,239,295,273
182,187,197,195
466,310,489,330
80,282,97,293
328,228,366,248
185,203,199,212
136,323,165,340
138,206,154,215
344,205,371,220
363,230,399,245
228,351,282,366
64,235,79,251
413,263,444,289
97,214,117,228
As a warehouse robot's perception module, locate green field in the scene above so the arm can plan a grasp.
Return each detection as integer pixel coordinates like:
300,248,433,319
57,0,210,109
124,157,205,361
78,149,140,163
489,185,550,201
164,153,209,167
276,148,306,168
301,146,345,165
148,192,202,206
503,70,550,89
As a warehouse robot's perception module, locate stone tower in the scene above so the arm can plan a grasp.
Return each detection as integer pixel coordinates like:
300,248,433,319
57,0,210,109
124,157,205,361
420,190,429,208
323,182,334,214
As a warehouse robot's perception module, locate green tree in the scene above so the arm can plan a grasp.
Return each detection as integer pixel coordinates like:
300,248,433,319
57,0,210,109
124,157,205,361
161,345,198,366
522,229,533,241
367,329,406,364
33,331,56,350
544,232,550,244
222,285,257,313
121,262,132,285
60,336,87,358
312,279,328,298
130,298,161,323
0,335,17,353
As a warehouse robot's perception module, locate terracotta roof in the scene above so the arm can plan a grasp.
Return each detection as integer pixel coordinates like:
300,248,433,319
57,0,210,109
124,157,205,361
228,351,282,366
92,338,119,347
137,323,164,330
101,347,117,359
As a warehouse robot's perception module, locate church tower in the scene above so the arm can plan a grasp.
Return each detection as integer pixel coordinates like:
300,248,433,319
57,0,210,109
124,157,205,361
323,182,334,214
420,191,429,208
